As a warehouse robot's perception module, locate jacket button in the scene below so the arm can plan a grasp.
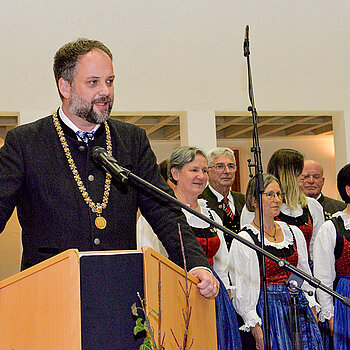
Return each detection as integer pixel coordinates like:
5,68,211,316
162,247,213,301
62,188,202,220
88,175,95,182
94,238,101,245
79,145,86,152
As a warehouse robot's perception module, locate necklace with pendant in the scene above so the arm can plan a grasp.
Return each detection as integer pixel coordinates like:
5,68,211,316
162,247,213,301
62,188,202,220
253,221,277,241
53,111,112,230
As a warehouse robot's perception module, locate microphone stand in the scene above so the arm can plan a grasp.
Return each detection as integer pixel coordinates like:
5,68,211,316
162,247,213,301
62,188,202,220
92,147,350,347
286,275,306,350
289,287,302,350
244,24,271,350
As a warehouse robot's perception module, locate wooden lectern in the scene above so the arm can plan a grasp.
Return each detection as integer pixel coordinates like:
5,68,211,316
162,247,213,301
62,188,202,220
0,248,217,349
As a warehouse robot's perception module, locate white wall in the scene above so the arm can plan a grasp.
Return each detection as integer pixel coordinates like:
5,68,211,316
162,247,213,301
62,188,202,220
1,2,350,126
2,1,350,162
151,141,180,163
1,0,350,279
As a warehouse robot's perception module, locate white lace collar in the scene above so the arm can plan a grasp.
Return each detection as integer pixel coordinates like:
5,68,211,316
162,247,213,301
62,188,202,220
334,211,350,230
244,221,294,249
181,198,213,228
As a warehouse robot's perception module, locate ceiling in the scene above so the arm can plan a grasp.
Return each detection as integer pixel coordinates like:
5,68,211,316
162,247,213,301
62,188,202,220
215,115,333,139
111,114,333,141
0,113,333,142
111,113,182,141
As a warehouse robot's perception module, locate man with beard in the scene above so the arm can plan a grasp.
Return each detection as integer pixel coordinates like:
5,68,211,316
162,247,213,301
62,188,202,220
302,159,346,220
0,38,218,298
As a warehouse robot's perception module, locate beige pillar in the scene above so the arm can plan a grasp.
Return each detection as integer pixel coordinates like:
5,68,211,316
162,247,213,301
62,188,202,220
180,110,217,152
333,110,349,173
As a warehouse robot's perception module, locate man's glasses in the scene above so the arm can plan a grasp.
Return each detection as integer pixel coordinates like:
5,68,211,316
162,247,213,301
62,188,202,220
263,191,284,201
208,163,237,172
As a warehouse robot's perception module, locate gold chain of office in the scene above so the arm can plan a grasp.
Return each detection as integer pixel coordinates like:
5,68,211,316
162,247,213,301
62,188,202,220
52,111,112,230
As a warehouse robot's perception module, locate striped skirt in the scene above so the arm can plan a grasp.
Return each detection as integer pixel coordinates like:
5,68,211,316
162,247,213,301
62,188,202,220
257,284,324,350
334,276,350,350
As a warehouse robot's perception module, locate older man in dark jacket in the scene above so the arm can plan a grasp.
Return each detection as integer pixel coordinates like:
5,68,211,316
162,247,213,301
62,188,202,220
302,159,346,220
200,147,245,250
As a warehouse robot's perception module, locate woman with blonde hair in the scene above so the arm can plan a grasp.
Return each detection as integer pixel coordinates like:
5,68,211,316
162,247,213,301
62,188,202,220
241,149,324,264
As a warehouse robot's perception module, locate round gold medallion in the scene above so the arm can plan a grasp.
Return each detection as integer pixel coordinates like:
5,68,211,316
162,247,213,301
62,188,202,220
95,216,107,230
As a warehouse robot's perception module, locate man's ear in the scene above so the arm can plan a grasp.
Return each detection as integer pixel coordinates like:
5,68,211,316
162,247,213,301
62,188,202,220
320,175,325,187
345,185,350,198
58,78,71,99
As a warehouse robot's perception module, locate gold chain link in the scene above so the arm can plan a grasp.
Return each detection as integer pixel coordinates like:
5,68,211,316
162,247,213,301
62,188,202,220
52,111,112,217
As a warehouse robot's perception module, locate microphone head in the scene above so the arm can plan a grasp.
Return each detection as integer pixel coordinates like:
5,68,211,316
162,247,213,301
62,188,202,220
91,146,107,160
289,280,298,289
244,25,250,57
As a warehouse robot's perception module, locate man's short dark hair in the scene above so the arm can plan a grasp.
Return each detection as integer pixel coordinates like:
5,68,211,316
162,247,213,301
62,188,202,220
337,164,350,203
53,38,113,98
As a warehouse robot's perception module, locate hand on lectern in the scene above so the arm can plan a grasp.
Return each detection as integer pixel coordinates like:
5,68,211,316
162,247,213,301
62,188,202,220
189,268,219,298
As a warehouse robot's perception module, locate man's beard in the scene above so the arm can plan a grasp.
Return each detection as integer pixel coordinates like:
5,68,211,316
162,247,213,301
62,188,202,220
69,90,113,124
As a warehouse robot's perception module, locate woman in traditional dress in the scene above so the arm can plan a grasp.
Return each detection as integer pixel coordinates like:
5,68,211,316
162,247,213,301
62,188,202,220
137,146,242,350
314,163,350,349
230,173,323,350
241,149,324,265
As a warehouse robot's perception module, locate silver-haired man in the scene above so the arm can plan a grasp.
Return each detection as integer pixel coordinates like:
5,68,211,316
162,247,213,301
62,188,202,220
200,147,245,250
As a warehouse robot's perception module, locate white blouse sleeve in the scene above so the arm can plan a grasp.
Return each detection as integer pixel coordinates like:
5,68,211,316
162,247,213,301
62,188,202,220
307,197,325,259
313,220,337,321
204,205,230,288
290,225,319,308
229,229,261,331
240,205,255,228
137,215,169,258
212,233,230,288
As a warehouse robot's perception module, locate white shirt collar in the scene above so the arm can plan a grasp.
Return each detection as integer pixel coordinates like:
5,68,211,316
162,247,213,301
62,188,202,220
208,184,235,212
59,107,101,138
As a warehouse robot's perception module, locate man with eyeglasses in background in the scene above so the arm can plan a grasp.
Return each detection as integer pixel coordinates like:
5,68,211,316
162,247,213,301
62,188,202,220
200,147,257,349
301,159,346,220
199,147,245,250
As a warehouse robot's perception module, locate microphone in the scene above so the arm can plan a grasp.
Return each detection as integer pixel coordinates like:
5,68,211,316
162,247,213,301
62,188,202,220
285,273,313,296
244,25,250,57
91,146,128,183
287,272,304,289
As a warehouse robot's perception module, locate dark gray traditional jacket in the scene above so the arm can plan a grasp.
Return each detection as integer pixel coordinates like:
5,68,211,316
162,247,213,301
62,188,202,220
318,193,346,220
0,112,209,270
